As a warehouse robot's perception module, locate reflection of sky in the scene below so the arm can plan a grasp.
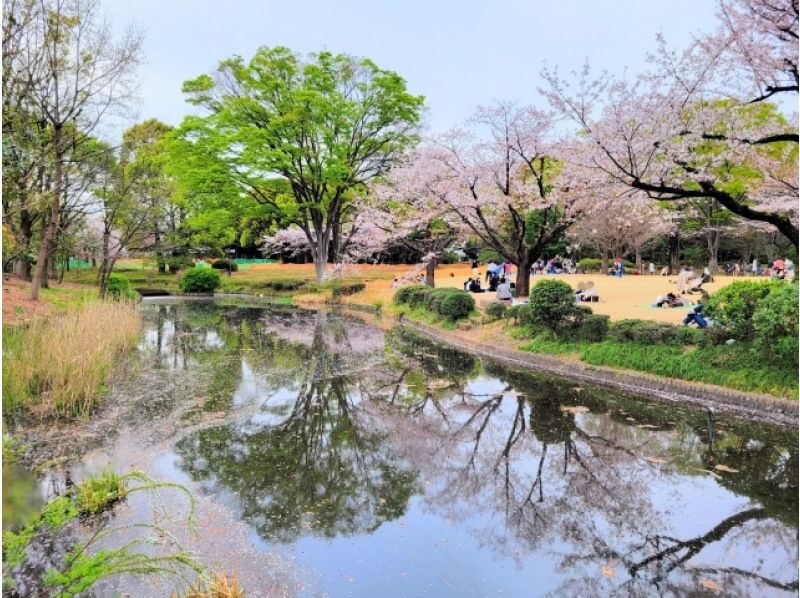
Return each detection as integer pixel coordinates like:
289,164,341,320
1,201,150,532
77,304,798,597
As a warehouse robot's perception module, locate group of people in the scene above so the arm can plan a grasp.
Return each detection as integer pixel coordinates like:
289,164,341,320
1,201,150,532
464,275,516,301
478,259,515,281
531,257,574,275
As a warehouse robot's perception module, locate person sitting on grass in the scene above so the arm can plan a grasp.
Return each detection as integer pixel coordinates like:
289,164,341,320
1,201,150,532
464,278,472,291
654,292,684,308
575,281,598,302
496,277,513,302
683,291,709,328
469,278,486,293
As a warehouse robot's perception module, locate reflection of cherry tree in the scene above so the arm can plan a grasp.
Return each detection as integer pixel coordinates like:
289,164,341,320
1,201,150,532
361,356,798,595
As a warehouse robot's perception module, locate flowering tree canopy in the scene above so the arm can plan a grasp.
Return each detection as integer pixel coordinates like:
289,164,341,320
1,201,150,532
389,102,587,295
541,0,798,248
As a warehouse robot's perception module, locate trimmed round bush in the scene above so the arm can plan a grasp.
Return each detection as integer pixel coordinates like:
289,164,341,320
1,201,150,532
575,313,609,342
484,301,508,321
211,259,239,272
753,283,799,363
394,284,432,308
528,279,579,332
106,273,138,301
180,267,221,293
439,291,475,320
704,280,781,340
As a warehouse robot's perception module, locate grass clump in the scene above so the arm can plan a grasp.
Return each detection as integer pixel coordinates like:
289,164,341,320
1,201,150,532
175,572,246,598
2,302,141,419
76,469,127,515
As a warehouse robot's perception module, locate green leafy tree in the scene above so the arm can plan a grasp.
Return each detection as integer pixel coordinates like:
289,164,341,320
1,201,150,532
168,46,424,281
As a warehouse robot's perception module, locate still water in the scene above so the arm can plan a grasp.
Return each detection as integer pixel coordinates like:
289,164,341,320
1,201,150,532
46,301,800,595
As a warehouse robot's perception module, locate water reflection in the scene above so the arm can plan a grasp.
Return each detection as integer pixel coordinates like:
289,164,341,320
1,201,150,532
139,302,798,596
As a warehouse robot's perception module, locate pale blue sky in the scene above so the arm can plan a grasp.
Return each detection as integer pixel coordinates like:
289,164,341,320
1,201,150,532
105,0,720,135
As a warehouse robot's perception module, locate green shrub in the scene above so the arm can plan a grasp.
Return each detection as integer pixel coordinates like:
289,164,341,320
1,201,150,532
439,251,460,264
331,282,366,297
210,259,238,272
675,326,706,346
505,303,531,325
704,280,780,340
478,248,503,263
528,279,579,332
180,268,221,293
423,287,448,313
609,319,679,344
753,283,799,363
256,279,306,291
439,291,475,320
105,274,138,301
577,258,602,272
160,255,193,273
484,301,508,320
574,314,609,342
394,284,432,308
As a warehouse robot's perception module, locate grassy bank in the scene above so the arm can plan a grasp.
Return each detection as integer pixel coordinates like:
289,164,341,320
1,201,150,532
3,301,141,420
519,333,797,398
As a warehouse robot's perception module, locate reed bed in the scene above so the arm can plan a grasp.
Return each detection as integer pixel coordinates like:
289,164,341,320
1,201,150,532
3,301,141,419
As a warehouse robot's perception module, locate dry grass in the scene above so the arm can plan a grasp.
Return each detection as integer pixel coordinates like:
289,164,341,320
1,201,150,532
3,301,141,419
349,264,743,324
176,573,245,598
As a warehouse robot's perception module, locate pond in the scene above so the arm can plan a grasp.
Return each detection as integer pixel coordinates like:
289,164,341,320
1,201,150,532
15,300,800,596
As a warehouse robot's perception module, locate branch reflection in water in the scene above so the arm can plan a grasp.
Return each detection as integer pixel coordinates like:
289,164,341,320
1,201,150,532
137,301,797,596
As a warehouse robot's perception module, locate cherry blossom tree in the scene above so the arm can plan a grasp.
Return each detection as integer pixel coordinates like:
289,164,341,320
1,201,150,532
570,194,674,271
366,149,460,287
540,0,798,248
400,103,587,296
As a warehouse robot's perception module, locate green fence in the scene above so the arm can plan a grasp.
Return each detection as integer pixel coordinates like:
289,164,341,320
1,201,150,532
57,259,93,269
232,258,278,268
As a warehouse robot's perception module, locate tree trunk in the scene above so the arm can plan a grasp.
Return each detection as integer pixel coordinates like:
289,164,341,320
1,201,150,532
707,227,720,273
313,236,329,282
515,253,533,297
13,259,31,281
669,231,681,274
600,248,610,273
154,229,165,273
425,257,436,288
12,210,34,281
635,250,642,271
30,125,63,300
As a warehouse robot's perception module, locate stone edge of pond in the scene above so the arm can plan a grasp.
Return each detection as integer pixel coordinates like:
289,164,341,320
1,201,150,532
396,318,799,427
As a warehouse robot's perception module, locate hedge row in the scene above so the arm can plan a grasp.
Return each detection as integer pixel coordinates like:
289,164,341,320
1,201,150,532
394,285,475,320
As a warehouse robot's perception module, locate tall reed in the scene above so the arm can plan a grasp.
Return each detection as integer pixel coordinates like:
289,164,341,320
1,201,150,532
3,301,141,419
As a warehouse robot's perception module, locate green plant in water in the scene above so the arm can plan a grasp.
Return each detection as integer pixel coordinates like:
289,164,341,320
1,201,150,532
3,469,202,594
44,545,201,598
76,468,127,514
